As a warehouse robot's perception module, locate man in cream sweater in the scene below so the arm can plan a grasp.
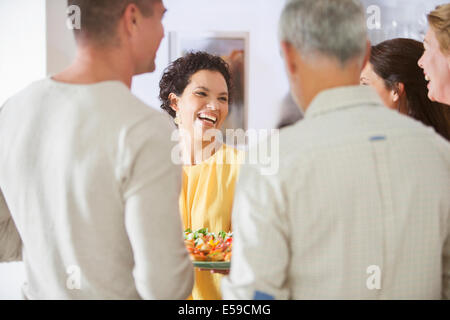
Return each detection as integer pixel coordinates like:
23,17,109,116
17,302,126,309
0,0,194,299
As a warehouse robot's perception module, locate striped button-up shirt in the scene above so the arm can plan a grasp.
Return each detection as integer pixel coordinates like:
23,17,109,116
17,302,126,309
222,85,450,299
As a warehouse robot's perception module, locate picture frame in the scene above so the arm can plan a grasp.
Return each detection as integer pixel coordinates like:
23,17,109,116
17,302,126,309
169,31,249,133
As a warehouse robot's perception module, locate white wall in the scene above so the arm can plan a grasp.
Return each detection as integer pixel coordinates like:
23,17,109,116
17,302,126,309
132,0,290,130
46,0,77,76
0,262,25,300
41,0,290,130
0,0,47,106
0,0,46,299
361,0,449,44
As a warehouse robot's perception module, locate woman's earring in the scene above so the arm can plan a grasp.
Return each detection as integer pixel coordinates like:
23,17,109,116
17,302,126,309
174,112,181,125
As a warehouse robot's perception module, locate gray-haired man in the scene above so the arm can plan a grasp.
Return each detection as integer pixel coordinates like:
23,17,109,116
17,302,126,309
222,0,450,299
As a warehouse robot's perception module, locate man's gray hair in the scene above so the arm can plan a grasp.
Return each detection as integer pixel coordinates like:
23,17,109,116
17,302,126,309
279,0,367,65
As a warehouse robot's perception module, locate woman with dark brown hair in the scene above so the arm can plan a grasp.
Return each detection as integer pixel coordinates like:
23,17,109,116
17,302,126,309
360,38,450,141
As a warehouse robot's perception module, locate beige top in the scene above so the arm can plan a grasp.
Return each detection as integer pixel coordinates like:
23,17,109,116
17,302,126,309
0,78,194,299
222,85,450,299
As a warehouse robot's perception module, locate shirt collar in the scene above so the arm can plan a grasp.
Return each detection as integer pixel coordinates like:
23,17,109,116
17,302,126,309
304,85,383,119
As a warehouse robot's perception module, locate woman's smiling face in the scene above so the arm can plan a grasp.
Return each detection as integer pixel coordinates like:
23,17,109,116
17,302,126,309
418,28,450,104
171,69,229,140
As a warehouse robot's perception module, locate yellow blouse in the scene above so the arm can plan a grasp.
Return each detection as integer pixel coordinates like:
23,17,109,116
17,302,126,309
180,143,243,300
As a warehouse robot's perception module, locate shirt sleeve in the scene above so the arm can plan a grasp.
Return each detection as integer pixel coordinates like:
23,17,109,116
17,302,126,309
0,100,22,262
443,230,450,300
221,162,290,300
443,185,450,300
118,114,194,300
433,134,450,300
0,187,22,262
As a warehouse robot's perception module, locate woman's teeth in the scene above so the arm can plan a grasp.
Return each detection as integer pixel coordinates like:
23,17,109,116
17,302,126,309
198,114,217,124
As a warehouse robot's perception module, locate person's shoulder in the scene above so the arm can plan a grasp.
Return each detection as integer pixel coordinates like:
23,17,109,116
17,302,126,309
238,129,304,183
277,119,315,162
2,78,51,106
79,80,172,129
222,143,245,158
92,81,154,113
382,109,448,143
427,127,450,164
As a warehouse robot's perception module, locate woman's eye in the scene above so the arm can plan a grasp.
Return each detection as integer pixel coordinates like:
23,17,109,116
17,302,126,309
219,97,228,102
195,92,207,97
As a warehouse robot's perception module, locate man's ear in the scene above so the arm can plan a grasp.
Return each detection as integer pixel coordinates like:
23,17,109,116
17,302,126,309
361,40,372,72
168,93,179,113
280,41,298,76
122,3,140,37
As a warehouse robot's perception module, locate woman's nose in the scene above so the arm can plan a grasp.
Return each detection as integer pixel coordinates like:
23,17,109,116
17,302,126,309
417,54,424,68
206,101,219,110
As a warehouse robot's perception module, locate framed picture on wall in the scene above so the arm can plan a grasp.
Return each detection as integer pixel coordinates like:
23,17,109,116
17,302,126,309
169,31,249,133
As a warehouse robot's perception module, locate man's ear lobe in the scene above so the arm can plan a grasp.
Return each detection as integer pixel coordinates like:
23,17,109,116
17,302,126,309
280,41,297,75
123,3,139,36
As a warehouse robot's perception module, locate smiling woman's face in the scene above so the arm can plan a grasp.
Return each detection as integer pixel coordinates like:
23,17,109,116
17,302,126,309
418,28,450,104
171,69,229,141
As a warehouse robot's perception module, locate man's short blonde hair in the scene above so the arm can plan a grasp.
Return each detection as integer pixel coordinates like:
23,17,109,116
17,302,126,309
427,4,450,55
68,0,158,46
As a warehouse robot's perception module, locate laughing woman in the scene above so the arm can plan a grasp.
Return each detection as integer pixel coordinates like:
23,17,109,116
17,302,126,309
159,52,242,300
360,38,450,141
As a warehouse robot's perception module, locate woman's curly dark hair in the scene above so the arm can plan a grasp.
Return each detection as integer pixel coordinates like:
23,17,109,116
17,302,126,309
159,51,233,118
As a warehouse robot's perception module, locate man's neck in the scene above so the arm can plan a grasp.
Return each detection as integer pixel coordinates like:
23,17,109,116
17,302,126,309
52,45,135,88
299,61,362,113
